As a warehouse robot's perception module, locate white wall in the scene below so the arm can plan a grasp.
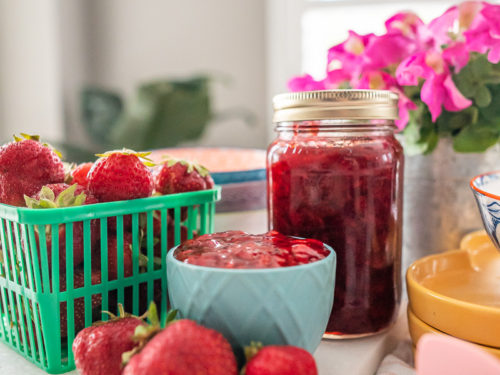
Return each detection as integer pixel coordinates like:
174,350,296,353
0,0,267,149
62,0,268,149
0,0,63,142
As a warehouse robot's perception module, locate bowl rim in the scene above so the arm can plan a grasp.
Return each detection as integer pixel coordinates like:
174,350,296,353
470,170,500,200
166,241,336,274
406,248,500,316
407,306,500,353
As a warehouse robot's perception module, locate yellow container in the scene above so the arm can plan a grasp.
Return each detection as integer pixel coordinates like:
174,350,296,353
407,307,500,361
406,231,500,348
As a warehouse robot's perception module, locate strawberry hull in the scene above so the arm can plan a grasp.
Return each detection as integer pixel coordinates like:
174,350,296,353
0,188,220,374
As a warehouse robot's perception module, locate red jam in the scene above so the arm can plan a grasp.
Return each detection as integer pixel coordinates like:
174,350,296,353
173,230,329,269
268,132,403,337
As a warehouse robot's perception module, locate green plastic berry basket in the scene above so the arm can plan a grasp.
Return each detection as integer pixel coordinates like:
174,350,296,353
0,187,220,374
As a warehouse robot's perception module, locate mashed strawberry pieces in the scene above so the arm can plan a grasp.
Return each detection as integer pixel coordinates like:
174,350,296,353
174,230,329,269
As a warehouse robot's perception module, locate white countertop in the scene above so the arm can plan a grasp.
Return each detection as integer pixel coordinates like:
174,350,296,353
0,303,410,375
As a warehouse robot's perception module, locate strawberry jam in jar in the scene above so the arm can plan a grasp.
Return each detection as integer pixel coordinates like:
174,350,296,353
267,90,403,338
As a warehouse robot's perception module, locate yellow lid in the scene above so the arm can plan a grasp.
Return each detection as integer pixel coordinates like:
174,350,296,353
272,89,399,123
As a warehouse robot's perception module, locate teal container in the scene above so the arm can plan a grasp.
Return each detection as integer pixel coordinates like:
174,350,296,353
0,188,220,374
167,243,336,353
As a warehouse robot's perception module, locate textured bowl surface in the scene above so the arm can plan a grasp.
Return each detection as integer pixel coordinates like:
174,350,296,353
406,231,500,347
408,307,500,361
471,170,500,250
167,245,336,353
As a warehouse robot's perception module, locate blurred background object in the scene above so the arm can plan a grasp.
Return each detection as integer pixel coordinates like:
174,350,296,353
1,0,494,156
0,0,266,159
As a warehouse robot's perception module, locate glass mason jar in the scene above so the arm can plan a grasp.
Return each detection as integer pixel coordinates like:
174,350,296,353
267,90,404,338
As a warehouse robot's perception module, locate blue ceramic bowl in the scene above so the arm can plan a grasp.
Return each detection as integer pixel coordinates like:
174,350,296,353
166,243,336,353
471,171,500,249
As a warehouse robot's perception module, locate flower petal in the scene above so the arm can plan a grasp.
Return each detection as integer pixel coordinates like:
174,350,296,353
288,74,326,92
421,75,445,121
442,75,472,112
442,42,470,72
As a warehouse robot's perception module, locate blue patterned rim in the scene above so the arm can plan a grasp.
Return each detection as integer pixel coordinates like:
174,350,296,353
212,169,266,184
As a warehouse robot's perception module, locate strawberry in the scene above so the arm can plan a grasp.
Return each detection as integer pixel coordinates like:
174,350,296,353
72,304,146,375
148,213,190,257
60,268,102,337
70,162,94,187
93,232,137,280
0,134,64,206
243,343,318,375
88,149,154,202
25,184,99,269
123,319,237,375
154,158,212,195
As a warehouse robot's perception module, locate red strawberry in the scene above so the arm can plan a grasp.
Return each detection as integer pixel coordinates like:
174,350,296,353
0,134,64,206
72,305,145,375
244,344,318,375
71,162,94,187
148,213,190,257
154,158,212,195
60,268,102,337
88,150,154,202
26,184,99,269
93,232,134,280
123,319,237,375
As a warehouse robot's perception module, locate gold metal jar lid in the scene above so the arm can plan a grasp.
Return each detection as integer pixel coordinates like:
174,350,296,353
273,89,399,123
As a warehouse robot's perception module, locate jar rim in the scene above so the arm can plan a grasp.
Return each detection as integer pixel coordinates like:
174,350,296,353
273,89,399,123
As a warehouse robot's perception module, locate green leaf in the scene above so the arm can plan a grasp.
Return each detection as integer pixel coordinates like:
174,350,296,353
55,184,77,207
81,87,124,145
39,199,57,209
73,192,87,206
470,54,492,79
480,84,500,122
453,125,500,152
454,70,477,97
109,76,213,150
39,186,55,202
474,86,492,107
147,302,160,326
402,103,439,155
165,309,178,324
436,107,479,135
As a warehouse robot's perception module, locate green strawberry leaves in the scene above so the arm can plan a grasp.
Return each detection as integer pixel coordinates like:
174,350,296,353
96,148,156,167
163,155,210,177
122,302,178,366
13,133,63,158
24,184,87,209
13,133,40,142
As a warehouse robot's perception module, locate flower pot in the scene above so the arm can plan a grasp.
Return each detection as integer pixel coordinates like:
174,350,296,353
403,138,500,271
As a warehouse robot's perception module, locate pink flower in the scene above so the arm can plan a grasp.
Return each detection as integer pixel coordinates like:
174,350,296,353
357,71,417,129
288,74,326,92
363,33,418,71
327,31,374,77
465,3,500,63
442,41,470,72
327,29,418,82
385,12,424,38
385,11,434,50
396,51,472,121
429,1,484,46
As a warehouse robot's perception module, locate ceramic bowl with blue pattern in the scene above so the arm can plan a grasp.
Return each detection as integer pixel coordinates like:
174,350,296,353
471,171,500,250
166,242,336,354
